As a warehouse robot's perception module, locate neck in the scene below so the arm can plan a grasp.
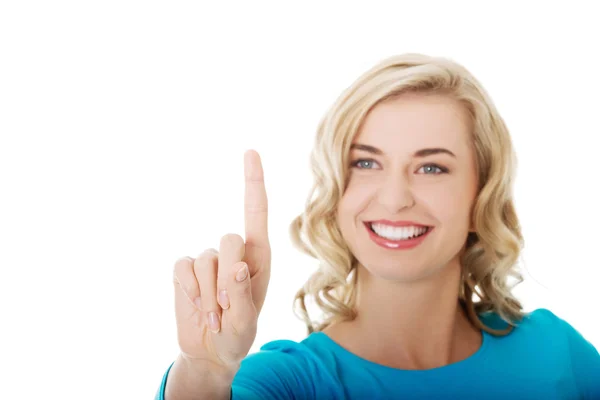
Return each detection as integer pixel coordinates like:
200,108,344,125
323,258,481,370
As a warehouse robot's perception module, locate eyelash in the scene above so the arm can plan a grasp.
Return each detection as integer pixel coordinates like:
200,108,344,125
350,158,449,174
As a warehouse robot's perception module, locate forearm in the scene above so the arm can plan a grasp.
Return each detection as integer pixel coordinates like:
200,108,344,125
164,354,237,400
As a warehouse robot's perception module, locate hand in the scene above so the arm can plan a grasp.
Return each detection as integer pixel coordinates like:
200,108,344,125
172,149,271,372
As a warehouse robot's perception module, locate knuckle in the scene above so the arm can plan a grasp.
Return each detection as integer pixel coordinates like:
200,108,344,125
220,233,244,247
195,251,217,267
173,257,193,283
174,256,193,269
245,205,268,214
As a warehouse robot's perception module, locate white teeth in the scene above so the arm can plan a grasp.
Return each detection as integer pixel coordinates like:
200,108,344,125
370,223,428,240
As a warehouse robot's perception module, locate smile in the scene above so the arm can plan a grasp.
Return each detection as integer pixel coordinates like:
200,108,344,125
364,222,433,250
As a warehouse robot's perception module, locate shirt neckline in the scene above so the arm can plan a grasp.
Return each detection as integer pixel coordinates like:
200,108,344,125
312,328,491,374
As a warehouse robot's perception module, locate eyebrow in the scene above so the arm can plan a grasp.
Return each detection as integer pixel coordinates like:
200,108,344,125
350,143,456,158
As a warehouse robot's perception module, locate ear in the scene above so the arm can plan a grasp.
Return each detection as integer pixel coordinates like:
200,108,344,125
468,217,476,233
468,202,477,233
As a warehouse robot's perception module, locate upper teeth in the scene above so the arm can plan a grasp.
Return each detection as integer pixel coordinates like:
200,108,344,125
370,223,428,240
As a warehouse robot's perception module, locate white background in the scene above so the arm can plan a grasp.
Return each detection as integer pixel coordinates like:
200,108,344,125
1,1,598,399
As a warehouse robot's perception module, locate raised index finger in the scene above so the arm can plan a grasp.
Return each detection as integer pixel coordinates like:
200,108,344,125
244,149,269,249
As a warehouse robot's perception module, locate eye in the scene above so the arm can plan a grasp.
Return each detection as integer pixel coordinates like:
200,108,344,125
350,158,380,169
417,163,449,174
351,159,448,174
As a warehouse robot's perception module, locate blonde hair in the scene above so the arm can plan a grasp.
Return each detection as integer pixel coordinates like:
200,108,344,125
289,53,526,337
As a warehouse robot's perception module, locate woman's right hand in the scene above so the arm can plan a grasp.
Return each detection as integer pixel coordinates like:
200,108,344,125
171,149,272,373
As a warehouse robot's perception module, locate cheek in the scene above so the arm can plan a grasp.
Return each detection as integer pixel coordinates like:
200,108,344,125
349,176,379,197
337,188,368,231
419,186,472,223
339,183,372,211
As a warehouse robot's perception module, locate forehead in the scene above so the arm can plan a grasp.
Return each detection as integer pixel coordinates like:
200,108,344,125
354,93,472,153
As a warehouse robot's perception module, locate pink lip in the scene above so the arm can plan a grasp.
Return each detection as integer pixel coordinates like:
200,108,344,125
364,222,432,250
367,219,430,227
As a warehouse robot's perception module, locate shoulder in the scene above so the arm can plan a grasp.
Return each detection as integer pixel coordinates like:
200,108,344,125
231,334,343,400
525,307,600,359
237,336,325,376
522,307,565,325
517,307,565,331
477,307,593,361
518,307,597,345
489,307,600,397
242,334,333,369
479,307,573,333
531,308,600,397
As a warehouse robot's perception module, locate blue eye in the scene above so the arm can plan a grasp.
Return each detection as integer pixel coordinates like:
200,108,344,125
351,159,379,169
350,159,448,174
419,164,448,174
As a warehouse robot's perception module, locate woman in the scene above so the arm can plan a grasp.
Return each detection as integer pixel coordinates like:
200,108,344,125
156,53,600,399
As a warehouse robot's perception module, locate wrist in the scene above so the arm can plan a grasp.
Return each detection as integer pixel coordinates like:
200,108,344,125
178,353,239,383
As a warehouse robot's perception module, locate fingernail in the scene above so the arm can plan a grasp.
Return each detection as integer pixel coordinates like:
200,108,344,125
236,263,248,282
194,296,202,309
208,312,220,333
218,290,229,309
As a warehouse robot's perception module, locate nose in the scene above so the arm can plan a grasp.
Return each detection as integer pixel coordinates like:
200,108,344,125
376,171,416,213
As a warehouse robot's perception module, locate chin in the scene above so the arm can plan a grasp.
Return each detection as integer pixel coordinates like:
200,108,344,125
357,260,437,283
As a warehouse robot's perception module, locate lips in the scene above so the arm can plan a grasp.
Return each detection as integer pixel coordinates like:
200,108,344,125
365,222,431,235
364,221,433,250
364,221,432,231
366,219,431,228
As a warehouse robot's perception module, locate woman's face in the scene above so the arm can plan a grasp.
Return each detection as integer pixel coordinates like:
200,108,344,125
336,92,478,282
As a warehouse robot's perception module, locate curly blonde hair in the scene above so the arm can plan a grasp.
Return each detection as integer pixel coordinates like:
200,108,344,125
289,53,526,337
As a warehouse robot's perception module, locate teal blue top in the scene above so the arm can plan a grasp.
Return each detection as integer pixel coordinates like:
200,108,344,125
155,308,600,399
